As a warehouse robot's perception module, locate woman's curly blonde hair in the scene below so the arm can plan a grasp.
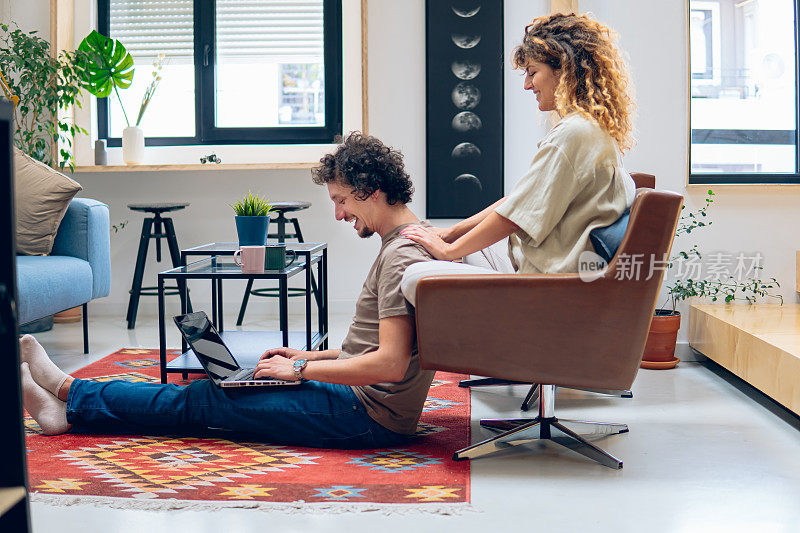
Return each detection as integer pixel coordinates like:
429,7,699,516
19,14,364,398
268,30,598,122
512,13,635,153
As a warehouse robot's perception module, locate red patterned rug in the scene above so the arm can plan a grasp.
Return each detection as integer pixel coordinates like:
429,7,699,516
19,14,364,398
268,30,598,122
25,349,471,513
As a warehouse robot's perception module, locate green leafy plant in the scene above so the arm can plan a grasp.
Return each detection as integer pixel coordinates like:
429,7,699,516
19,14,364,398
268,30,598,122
663,189,782,310
0,23,89,170
111,219,128,233
77,30,134,127
231,191,272,217
668,276,782,306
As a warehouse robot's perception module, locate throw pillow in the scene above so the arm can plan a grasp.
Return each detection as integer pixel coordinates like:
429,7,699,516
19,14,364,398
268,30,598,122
589,209,630,263
13,148,82,255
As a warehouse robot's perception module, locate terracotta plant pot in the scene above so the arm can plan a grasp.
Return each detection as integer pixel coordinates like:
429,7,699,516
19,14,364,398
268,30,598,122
641,309,680,369
54,306,82,324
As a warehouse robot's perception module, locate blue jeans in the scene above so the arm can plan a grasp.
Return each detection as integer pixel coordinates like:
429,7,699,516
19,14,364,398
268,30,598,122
66,378,411,449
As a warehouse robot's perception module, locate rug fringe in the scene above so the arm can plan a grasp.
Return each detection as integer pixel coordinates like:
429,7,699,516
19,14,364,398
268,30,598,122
30,493,477,516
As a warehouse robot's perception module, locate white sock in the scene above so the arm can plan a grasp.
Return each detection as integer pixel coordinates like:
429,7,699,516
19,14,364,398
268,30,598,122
20,362,69,435
19,334,68,396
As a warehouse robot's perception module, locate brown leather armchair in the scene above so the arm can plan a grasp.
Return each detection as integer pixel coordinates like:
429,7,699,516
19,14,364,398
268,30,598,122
459,172,658,410
414,187,683,468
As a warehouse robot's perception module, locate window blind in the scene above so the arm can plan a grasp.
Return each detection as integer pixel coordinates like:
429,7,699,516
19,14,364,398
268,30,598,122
216,0,324,61
109,0,324,62
110,0,194,58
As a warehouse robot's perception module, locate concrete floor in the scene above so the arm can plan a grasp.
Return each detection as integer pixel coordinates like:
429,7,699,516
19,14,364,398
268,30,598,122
27,311,800,533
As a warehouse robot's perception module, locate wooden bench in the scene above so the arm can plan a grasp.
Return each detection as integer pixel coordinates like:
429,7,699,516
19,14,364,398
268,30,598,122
689,304,800,416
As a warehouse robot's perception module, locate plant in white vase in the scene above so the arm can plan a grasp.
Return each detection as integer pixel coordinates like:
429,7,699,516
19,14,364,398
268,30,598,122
78,30,165,165
121,57,165,165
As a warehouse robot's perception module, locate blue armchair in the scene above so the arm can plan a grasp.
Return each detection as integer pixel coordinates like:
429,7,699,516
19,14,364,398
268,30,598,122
16,198,111,353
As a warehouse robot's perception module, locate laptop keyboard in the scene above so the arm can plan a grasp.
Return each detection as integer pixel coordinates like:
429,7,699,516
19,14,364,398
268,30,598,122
239,369,255,381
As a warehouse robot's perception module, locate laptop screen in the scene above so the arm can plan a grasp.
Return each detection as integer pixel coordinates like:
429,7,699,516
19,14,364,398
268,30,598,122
173,312,240,384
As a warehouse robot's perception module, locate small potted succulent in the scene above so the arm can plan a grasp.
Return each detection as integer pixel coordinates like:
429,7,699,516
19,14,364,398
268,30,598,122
232,191,272,246
642,190,782,369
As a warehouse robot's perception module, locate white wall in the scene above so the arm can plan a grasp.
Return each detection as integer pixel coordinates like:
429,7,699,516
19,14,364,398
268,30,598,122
6,1,799,342
582,0,800,339
1,0,47,41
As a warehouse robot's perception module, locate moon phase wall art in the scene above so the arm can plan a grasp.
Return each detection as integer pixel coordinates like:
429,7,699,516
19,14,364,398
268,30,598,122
426,0,503,218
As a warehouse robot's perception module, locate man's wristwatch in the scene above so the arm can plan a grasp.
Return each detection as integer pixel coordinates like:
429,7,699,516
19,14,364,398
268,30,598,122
293,359,308,381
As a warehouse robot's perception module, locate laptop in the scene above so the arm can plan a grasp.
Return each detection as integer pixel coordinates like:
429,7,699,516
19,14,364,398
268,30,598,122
173,311,302,388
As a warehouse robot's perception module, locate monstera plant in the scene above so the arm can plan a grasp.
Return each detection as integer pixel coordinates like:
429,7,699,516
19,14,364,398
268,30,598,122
78,30,135,126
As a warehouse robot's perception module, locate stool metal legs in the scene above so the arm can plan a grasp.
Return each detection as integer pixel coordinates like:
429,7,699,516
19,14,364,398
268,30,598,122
126,215,186,329
268,212,293,242
292,218,321,307
236,279,255,326
162,217,190,312
290,218,304,241
153,217,162,262
126,218,153,329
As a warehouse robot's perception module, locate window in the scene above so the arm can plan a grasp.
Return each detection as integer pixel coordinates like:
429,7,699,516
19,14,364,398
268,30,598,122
689,0,799,184
97,0,342,146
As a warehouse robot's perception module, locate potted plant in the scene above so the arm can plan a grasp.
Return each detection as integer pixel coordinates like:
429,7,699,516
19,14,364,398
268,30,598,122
78,30,166,165
0,23,88,171
232,191,272,246
642,190,782,369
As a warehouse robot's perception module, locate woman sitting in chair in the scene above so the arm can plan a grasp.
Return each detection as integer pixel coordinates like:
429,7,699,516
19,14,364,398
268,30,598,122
401,12,637,301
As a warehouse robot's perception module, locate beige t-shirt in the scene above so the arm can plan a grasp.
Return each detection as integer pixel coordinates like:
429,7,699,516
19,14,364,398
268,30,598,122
495,113,636,273
338,222,436,435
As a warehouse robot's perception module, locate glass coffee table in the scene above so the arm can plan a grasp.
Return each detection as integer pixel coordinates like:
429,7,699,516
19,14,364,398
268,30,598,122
157,243,328,383
180,242,324,325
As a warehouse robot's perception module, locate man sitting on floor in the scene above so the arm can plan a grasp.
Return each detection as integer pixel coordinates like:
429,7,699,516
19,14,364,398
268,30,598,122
20,132,436,449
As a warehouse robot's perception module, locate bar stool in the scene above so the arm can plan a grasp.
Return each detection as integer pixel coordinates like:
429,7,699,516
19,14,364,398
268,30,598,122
236,201,312,326
126,202,189,329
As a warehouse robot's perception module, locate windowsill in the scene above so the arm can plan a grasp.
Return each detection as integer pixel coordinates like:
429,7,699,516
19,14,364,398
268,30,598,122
69,0,366,173
688,172,800,186
685,183,800,188
72,143,337,169
72,162,317,173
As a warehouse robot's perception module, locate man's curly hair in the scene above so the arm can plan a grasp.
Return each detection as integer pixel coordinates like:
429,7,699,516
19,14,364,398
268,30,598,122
513,13,636,153
312,132,414,205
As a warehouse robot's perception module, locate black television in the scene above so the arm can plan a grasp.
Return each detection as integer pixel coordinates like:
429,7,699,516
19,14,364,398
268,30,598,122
0,99,31,531
0,99,17,318
0,100,15,283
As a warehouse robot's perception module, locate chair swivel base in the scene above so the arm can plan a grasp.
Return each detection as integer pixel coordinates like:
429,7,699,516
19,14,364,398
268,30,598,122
519,384,634,411
458,377,529,388
453,416,627,469
459,378,633,411
454,383,627,469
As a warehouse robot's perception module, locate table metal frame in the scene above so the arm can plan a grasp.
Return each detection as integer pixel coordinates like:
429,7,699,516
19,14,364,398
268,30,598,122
157,243,328,383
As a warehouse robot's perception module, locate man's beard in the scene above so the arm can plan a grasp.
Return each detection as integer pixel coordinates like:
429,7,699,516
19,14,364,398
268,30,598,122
358,226,374,238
